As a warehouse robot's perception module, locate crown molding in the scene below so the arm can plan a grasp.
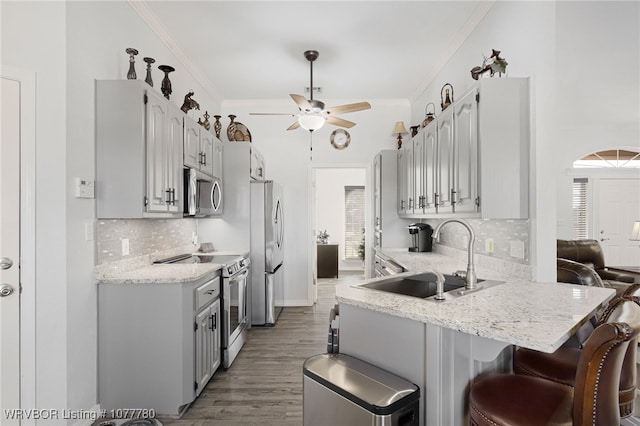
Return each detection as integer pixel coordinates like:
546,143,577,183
127,0,222,103
409,1,495,103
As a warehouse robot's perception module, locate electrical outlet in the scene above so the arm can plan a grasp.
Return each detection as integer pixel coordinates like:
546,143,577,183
121,238,130,256
485,238,494,253
510,240,525,259
192,232,198,245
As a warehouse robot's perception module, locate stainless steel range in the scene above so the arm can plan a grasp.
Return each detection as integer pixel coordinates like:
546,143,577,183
153,252,250,368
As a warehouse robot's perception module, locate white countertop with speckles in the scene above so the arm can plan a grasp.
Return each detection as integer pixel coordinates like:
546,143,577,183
336,248,615,353
97,263,223,284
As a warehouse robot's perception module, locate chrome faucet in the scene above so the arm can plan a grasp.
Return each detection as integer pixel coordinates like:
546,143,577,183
433,271,446,300
432,219,477,290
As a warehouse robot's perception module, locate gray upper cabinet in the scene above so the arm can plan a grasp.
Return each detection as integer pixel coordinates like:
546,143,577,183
399,77,529,220
96,80,183,218
184,116,219,178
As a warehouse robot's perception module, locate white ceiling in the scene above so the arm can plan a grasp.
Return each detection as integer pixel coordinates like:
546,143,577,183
135,1,494,103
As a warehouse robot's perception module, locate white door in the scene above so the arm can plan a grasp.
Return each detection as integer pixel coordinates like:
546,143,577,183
597,178,640,266
1,77,21,424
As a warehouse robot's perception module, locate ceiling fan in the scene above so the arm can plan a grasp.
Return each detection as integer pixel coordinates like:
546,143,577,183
250,50,371,132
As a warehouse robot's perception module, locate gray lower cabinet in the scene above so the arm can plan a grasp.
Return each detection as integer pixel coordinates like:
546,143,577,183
98,272,221,416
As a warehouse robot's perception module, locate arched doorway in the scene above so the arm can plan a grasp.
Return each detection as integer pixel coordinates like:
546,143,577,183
569,148,640,266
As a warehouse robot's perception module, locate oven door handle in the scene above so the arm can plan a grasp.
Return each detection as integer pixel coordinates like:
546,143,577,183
230,269,249,283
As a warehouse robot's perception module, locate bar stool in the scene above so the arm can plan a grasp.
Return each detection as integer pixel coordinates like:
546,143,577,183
513,296,640,417
469,321,637,426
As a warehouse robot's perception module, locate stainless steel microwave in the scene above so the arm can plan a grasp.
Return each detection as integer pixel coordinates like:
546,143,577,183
184,168,222,217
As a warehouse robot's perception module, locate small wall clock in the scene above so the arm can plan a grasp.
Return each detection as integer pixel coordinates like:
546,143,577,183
330,129,351,150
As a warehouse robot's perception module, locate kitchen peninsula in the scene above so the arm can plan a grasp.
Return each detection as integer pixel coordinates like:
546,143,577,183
335,248,615,425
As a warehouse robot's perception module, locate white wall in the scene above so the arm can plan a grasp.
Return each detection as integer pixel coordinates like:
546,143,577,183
315,168,366,270
554,1,640,238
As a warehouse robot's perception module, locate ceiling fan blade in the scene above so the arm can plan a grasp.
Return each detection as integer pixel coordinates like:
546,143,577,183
286,121,301,131
250,112,295,116
290,94,312,112
326,116,356,129
325,101,371,116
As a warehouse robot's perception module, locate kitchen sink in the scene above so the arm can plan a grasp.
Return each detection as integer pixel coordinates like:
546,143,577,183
359,272,501,301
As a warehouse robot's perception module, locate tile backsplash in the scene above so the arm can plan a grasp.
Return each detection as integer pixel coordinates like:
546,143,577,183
96,219,197,265
424,219,530,265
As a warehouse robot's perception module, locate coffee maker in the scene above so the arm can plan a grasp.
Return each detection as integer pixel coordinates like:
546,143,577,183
407,223,433,252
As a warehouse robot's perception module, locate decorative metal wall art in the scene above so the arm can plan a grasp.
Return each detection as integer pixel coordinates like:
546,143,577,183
213,115,222,138
158,65,175,100
422,103,436,128
143,57,155,86
470,49,508,80
125,48,138,80
440,83,454,111
180,91,200,113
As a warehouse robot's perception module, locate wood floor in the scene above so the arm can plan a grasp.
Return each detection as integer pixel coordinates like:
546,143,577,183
159,271,363,426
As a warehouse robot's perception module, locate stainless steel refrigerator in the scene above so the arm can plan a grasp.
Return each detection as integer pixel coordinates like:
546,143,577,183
250,180,284,326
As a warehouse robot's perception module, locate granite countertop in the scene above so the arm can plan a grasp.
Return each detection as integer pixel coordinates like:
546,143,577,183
97,263,223,284
95,246,249,284
336,248,616,353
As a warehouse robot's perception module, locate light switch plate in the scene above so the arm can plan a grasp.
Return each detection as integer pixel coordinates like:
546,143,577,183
485,238,494,253
121,238,130,256
74,177,95,198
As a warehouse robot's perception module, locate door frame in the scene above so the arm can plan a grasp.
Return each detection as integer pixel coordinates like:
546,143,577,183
1,65,37,416
307,163,371,305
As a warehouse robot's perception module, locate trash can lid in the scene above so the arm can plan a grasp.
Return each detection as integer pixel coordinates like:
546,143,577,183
303,353,419,415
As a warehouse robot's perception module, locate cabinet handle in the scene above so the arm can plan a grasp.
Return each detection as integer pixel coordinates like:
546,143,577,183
209,313,217,330
408,198,413,209
400,200,405,210
202,152,207,166
451,189,457,205
165,188,172,204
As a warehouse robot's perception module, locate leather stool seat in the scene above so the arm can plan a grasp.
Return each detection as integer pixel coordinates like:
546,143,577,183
470,374,573,426
469,322,637,426
513,296,640,418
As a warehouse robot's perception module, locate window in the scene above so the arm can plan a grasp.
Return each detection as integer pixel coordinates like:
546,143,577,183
573,149,640,168
572,177,589,239
344,186,365,259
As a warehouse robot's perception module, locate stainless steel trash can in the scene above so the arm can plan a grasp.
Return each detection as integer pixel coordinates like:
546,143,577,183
303,353,419,426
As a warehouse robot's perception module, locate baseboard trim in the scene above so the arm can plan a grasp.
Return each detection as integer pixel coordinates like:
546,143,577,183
282,299,313,307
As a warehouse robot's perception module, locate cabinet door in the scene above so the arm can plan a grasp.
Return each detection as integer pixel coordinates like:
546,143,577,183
453,89,479,213
200,131,214,177
210,299,221,375
211,138,223,179
195,307,212,396
145,90,170,213
373,154,382,231
184,118,201,170
397,149,406,214
436,108,454,210
413,133,425,215
166,108,184,214
405,144,414,214
424,124,438,214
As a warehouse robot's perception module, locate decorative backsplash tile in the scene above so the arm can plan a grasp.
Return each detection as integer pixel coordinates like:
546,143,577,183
424,219,530,265
96,219,197,265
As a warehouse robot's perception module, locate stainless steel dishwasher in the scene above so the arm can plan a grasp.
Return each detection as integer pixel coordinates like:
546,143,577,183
303,353,419,425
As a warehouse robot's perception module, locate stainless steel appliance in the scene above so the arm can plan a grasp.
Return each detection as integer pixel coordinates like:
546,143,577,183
153,252,250,368
250,180,284,326
407,223,433,252
183,168,222,217
303,353,420,426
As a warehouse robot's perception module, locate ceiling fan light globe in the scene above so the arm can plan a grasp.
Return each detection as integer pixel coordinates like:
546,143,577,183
298,114,326,131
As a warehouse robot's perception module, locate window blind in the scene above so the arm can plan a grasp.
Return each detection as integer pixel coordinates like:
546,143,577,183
572,178,589,239
344,186,365,259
